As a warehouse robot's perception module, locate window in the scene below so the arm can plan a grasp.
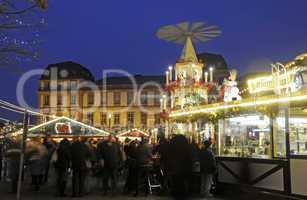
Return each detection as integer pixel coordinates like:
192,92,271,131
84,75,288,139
70,111,76,119
70,95,76,105
70,81,77,90
57,82,66,91
127,112,134,127
101,113,107,125
140,91,148,105
114,92,121,106
43,95,49,106
154,113,160,125
88,92,94,105
40,81,50,90
154,91,161,106
114,113,120,126
218,114,271,159
101,92,107,106
273,110,286,158
288,108,307,156
40,82,45,90
87,113,94,125
141,112,147,127
57,95,62,105
127,91,134,105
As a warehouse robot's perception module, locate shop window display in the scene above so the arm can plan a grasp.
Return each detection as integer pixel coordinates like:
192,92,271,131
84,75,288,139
218,114,271,158
273,109,287,158
289,109,307,155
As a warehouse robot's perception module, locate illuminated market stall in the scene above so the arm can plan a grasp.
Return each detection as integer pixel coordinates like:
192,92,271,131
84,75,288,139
166,52,307,198
27,116,110,141
116,129,150,142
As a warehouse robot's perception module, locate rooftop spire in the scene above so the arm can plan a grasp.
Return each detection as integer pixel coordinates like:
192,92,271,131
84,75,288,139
180,36,198,63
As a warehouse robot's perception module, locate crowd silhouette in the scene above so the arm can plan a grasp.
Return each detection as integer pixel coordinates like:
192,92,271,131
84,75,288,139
0,134,217,200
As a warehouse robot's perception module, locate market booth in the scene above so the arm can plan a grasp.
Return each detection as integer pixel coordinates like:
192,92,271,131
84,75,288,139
166,53,307,198
27,116,110,141
116,129,150,142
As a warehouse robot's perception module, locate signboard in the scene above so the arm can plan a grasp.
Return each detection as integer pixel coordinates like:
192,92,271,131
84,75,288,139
55,122,72,134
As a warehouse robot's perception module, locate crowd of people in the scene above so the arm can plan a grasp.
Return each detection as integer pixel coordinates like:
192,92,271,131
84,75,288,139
0,134,217,199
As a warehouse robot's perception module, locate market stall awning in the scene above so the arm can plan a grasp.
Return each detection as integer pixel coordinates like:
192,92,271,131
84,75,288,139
117,129,149,138
28,116,109,137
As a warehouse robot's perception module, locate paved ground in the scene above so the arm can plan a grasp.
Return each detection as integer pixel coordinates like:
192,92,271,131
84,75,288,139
0,179,296,200
0,170,296,200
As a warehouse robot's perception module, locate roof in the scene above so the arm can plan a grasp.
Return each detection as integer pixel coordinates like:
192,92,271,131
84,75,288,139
40,61,94,81
28,116,109,137
96,75,164,89
197,52,228,70
117,129,149,138
180,37,198,63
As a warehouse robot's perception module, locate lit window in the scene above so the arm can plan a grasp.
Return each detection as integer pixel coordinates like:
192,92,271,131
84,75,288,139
70,95,76,105
114,92,121,106
114,113,120,125
140,91,148,105
154,113,160,126
101,113,107,125
127,112,134,127
57,95,62,105
88,92,94,105
43,95,49,106
127,91,134,105
70,81,77,90
101,92,107,106
141,112,147,127
154,91,161,106
87,113,94,125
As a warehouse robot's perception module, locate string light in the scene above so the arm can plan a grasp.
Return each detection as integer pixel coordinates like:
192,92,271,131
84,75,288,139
169,93,307,118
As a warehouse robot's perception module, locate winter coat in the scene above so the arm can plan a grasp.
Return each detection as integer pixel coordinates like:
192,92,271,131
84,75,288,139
55,139,71,170
5,147,21,180
168,135,193,175
98,141,121,169
28,154,45,176
136,143,151,166
199,147,216,174
70,140,90,170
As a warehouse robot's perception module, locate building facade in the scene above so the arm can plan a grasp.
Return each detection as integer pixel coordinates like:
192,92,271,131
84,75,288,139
37,61,164,133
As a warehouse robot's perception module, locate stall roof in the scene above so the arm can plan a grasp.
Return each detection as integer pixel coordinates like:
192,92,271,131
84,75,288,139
28,116,109,137
117,129,149,138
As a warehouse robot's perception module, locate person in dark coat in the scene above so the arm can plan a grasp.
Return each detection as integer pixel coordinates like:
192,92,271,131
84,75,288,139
25,139,48,192
189,139,201,194
70,137,91,197
55,139,71,197
123,140,138,193
99,135,122,196
199,140,216,196
168,135,193,200
42,137,56,183
134,137,152,196
5,140,21,193
155,138,170,193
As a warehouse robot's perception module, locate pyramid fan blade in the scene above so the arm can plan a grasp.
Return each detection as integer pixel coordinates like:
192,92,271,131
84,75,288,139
174,37,186,44
176,21,190,33
156,21,221,44
191,22,206,32
198,25,221,33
